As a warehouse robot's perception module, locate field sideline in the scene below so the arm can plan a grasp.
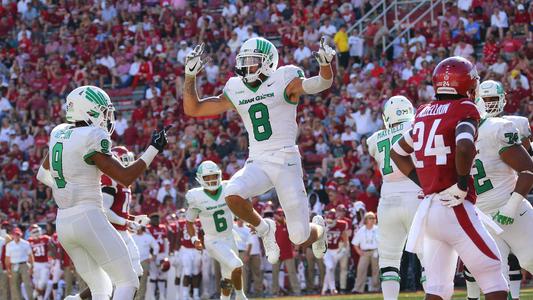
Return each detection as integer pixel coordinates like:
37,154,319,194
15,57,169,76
252,287,533,299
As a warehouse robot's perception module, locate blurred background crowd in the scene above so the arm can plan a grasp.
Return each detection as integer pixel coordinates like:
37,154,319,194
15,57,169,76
0,0,532,298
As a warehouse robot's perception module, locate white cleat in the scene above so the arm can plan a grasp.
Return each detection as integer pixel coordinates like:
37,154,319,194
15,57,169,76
64,294,82,300
312,215,327,259
259,218,280,264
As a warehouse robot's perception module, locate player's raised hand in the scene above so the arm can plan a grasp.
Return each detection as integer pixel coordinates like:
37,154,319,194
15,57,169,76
150,125,171,153
185,43,209,77
313,36,336,66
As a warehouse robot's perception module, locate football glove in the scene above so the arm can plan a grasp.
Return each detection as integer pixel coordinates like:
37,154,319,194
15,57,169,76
132,215,150,227
185,43,208,76
493,192,524,225
313,36,336,66
150,125,171,152
439,184,467,208
127,220,141,232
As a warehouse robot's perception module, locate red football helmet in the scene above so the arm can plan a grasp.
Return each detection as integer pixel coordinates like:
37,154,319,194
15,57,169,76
432,56,480,99
111,146,134,167
160,257,171,272
325,209,337,227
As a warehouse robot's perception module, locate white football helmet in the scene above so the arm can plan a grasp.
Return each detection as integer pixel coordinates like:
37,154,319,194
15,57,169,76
478,80,506,117
235,37,279,83
196,160,222,191
382,96,415,128
30,224,41,238
65,86,116,135
475,97,488,119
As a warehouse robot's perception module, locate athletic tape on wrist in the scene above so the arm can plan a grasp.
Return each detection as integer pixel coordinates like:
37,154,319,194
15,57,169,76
140,145,159,167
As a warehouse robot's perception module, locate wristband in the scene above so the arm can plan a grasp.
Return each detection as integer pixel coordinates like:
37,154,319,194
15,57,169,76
140,145,159,167
191,236,199,244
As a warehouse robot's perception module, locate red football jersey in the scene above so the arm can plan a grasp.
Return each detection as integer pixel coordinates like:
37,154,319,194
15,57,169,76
326,220,348,250
411,99,480,202
28,235,50,263
177,219,194,249
101,175,131,231
147,224,168,253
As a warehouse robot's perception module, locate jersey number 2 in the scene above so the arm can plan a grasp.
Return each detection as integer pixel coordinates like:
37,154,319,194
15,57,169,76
377,134,402,175
52,142,67,188
413,119,451,167
213,210,228,232
248,103,272,141
472,159,494,194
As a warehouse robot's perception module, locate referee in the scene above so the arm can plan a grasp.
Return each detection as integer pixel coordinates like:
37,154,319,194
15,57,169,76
5,227,34,300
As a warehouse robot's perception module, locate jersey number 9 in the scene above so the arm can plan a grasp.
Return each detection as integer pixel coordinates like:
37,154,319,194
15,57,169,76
52,142,67,188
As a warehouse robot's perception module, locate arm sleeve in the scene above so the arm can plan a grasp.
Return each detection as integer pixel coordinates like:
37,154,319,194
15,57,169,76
84,128,112,165
497,120,521,154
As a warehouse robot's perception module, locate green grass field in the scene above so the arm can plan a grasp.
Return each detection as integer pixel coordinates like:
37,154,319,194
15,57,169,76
255,288,533,299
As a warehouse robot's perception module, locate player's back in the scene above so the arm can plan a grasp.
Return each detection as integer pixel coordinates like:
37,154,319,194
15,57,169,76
474,117,520,213
223,65,304,155
367,122,420,196
186,182,234,239
29,235,50,263
326,220,347,250
412,99,480,200
48,124,110,209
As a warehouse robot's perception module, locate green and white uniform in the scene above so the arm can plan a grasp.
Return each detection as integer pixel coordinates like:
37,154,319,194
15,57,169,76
367,121,422,270
223,65,311,245
50,124,138,296
502,115,532,143
473,117,533,276
186,182,243,279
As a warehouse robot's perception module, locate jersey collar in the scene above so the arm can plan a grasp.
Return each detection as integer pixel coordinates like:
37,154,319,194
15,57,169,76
203,187,222,201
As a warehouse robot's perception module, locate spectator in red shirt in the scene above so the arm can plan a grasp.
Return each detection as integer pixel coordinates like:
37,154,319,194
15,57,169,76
501,31,522,60
272,208,301,296
483,35,499,65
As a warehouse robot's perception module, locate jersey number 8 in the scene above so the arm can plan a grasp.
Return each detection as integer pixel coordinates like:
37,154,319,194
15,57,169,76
248,103,272,141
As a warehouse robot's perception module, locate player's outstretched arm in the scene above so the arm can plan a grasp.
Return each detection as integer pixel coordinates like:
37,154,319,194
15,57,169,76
285,37,335,101
183,44,233,117
36,153,55,188
455,119,478,190
94,126,170,187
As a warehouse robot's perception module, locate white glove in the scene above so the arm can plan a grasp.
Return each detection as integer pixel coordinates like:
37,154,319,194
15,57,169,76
133,215,150,226
313,36,336,66
493,192,524,225
439,184,467,207
127,220,141,232
185,43,208,76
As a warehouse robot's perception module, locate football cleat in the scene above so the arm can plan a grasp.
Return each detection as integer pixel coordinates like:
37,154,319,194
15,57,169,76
312,215,328,259
259,218,280,264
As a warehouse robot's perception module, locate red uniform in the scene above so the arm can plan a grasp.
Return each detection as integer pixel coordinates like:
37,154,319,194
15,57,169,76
177,219,194,249
101,174,131,231
411,100,480,201
147,224,168,253
275,222,295,261
28,235,50,263
326,220,348,250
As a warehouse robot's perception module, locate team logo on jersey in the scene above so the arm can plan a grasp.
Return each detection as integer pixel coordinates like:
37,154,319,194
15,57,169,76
238,92,274,105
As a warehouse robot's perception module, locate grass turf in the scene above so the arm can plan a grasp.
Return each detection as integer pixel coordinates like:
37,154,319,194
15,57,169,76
254,288,533,299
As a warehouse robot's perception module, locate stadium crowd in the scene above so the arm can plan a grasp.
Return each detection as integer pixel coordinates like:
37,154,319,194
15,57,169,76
0,0,532,298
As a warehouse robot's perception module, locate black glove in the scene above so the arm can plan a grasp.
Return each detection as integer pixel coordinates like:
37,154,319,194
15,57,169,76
151,125,171,152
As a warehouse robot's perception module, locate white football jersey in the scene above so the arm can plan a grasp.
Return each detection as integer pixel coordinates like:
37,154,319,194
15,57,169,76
502,115,531,141
223,65,304,156
367,121,420,196
473,118,521,214
48,124,112,209
185,182,234,238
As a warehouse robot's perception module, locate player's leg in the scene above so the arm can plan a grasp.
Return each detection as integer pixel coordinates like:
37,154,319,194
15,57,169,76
422,235,458,300
451,202,508,300
201,252,213,299
508,254,521,300
338,248,349,293
58,207,139,300
181,248,194,300
377,195,407,300
225,163,279,263
463,264,481,300
191,251,202,300
205,236,245,300
321,250,334,295
272,152,325,257
121,231,143,277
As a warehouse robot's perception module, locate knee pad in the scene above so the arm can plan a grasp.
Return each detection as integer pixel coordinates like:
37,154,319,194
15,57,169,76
102,256,140,289
79,269,113,298
380,267,401,282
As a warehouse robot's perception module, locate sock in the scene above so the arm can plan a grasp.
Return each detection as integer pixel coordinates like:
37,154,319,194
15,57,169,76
381,280,400,300
510,279,521,299
193,287,199,297
465,280,481,299
220,294,231,300
182,285,190,299
235,289,246,299
256,219,269,236
112,287,136,300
